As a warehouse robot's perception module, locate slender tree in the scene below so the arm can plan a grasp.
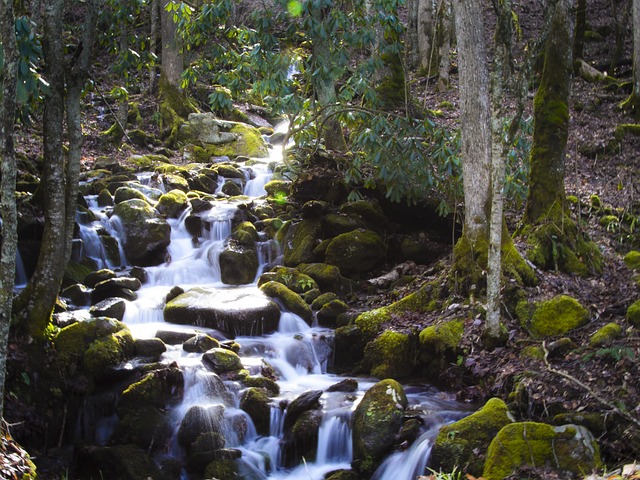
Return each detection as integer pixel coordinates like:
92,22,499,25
0,0,19,420
621,0,640,118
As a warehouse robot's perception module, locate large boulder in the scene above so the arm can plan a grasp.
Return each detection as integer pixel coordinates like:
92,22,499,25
219,243,259,285
258,266,318,294
363,330,414,379
53,317,135,388
111,199,171,266
239,387,271,436
430,397,514,477
352,379,407,477
116,364,184,417
324,229,386,275
278,219,322,267
156,189,189,218
202,348,243,375
482,422,602,480
163,287,281,336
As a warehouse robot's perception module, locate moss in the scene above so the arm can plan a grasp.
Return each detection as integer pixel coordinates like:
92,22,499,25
101,121,125,146
364,330,415,379
240,387,271,436
84,328,135,378
202,123,269,158
259,280,312,324
299,262,351,293
626,300,640,327
590,194,601,208
125,154,171,171
599,214,619,227
482,422,602,480
522,295,590,338
113,186,150,205
324,229,386,275
311,292,338,310
387,281,441,313
623,251,640,270
521,345,545,360
589,322,623,347
430,398,514,477
354,307,392,341
419,318,464,356
258,267,317,294
316,299,348,326
280,219,322,267
614,123,640,140
264,179,291,197
204,459,241,479
241,376,280,396
352,379,408,477
156,189,188,219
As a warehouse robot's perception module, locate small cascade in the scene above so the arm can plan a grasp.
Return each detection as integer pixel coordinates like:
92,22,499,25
15,249,27,287
316,414,352,464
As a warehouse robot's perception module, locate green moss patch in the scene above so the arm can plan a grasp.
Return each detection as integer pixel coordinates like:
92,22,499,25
364,330,415,379
589,322,623,347
520,295,590,338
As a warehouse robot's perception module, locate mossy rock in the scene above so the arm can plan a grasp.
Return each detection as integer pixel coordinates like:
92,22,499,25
202,348,243,374
240,387,271,436
53,317,135,386
333,324,369,370
124,154,171,171
162,172,190,192
201,122,269,158
232,221,259,247
116,364,184,417
299,262,352,294
76,444,162,480
322,212,366,237
589,322,623,347
264,179,291,197
279,219,322,267
482,422,602,480
219,244,259,285
258,266,318,294
325,470,359,480
325,229,386,275
623,250,640,270
156,189,189,218
418,317,465,368
316,299,349,327
519,295,590,338
259,280,312,324
203,458,243,479
242,376,280,396
626,299,640,327
310,292,338,310
113,186,150,205
352,379,408,477
112,408,173,454
97,188,114,207
338,200,388,234
363,330,415,379
430,397,514,477
112,199,171,266
354,307,392,341
282,409,322,467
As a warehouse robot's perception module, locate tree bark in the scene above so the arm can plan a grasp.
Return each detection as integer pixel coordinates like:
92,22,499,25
452,0,491,241
149,0,160,94
15,0,66,340
573,0,586,61
161,0,184,90
524,0,574,224
0,0,19,421
436,0,453,92
406,0,420,68
622,0,640,118
418,0,435,72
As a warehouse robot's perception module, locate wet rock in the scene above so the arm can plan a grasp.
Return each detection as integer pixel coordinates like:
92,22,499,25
61,283,91,307
189,173,219,194
282,409,322,467
239,387,271,436
418,317,465,370
53,317,135,389
165,285,184,303
316,299,348,327
322,212,366,237
113,186,150,204
352,379,407,477
241,376,280,396
97,188,114,207
134,338,166,360
299,263,353,294
283,390,323,432
163,287,281,336
155,330,199,345
76,444,162,480
482,423,602,480
219,243,259,285
202,348,243,374
183,333,220,353
84,268,117,288
278,219,322,267
325,229,386,275
89,297,127,321
111,407,173,455
112,199,171,266
259,281,312,324
116,364,184,417
326,378,358,393
185,213,204,236
221,179,243,196
91,276,142,304
430,397,514,477
162,173,190,192
156,189,189,218
177,404,226,449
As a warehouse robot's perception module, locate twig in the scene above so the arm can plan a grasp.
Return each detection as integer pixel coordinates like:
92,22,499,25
542,341,640,430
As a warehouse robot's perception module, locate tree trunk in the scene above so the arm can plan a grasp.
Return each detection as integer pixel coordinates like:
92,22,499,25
436,0,453,92
573,0,587,61
406,0,419,68
149,0,160,94
161,0,184,90
452,0,491,242
622,0,640,118
0,0,19,421
418,0,435,72
14,0,66,340
524,0,574,224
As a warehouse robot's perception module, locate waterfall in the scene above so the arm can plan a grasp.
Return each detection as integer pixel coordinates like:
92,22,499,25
316,414,352,464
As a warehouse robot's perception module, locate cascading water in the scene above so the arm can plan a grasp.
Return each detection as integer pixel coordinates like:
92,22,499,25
77,128,471,480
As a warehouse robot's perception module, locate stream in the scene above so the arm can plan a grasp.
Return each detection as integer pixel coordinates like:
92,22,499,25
74,135,471,480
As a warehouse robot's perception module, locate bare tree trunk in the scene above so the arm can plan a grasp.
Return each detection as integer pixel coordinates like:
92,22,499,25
149,0,160,94
418,0,435,72
406,0,420,68
161,0,184,90
15,0,66,340
573,0,587,61
622,0,640,118
436,0,453,91
452,0,491,241
0,0,19,421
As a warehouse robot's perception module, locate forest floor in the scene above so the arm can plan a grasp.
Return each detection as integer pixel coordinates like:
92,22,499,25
4,0,640,478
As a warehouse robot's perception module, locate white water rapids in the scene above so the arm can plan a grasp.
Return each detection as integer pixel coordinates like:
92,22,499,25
74,130,470,480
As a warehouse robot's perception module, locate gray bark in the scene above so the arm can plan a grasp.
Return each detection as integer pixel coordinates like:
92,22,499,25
149,0,160,94
436,0,453,92
0,0,19,421
633,0,640,101
15,0,66,339
418,0,435,71
452,0,492,241
161,0,184,89
406,0,420,68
